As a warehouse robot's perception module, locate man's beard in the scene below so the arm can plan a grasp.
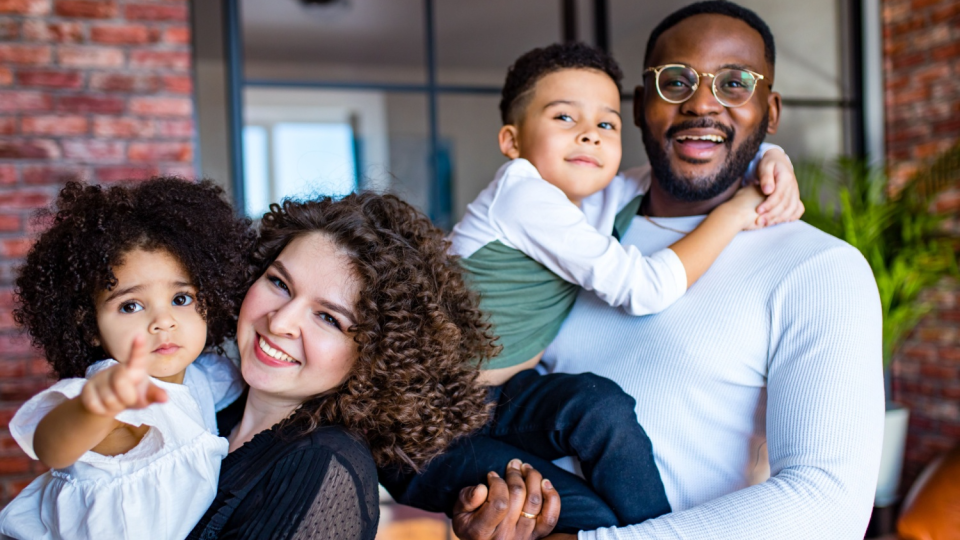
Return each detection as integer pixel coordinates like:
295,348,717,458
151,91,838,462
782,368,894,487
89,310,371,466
640,114,769,202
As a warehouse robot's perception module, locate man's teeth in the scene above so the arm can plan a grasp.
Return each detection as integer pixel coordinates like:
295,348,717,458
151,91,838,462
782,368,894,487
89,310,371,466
676,134,725,143
259,337,298,364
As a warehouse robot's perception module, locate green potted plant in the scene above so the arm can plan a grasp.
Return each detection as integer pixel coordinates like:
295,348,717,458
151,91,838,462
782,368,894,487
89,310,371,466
798,152,959,509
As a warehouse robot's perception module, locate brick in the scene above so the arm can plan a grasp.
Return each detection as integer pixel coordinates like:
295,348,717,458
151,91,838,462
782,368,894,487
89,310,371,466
21,20,83,42
58,46,125,69
941,347,960,361
1,238,33,258
0,405,17,429
0,140,59,159
0,457,31,475
0,19,18,40
931,42,960,62
911,0,946,9
128,141,191,162
0,358,25,379
21,115,88,136
934,117,960,136
57,94,124,114
892,52,927,70
156,118,192,138
0,117,14,135
24,211,53,234
903,344,938,361
0,0,51,15
129,50,189,70
0,44,51,65
162,74,191,94
54,0,116,18
0,190,51,209
16,69,83,89
160,163,194,179
0,90,52,113
27,357,52,376
92,116,154,138
128,96,191,117
22,165,84,185
91,24,158,44
162,25,189,45
0,214,20,232
0,66,10,86
0,333,36,357
88,72,159,93
932,2,960,23
62,139,124,161
0,165,15,184
124,2,186,21
93,164,157,182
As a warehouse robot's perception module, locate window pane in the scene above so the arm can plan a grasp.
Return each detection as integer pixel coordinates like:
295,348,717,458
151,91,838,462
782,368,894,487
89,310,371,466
242,125,271,218
242,0,426,84
273,122,357,201
436,0,561,86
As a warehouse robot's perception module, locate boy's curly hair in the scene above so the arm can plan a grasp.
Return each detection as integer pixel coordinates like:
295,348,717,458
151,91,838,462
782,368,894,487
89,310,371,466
14,178,256,379
255,193,497,470
500,41,624,125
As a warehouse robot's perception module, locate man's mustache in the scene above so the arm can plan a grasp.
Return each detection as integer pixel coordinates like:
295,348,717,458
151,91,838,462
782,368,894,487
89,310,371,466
665,119,735,143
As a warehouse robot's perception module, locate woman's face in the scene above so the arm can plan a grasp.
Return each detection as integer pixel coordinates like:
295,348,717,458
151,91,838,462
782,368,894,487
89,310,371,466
237,232,361,403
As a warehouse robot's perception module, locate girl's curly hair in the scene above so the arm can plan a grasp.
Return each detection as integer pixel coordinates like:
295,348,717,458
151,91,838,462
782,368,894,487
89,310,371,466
255,192,497,470
14,178,256,379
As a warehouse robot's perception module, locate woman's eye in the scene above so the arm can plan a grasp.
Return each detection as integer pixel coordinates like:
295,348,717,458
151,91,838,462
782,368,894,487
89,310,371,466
599,121,616,130
173,294,194,307
268,275,289,293
555,113,573,122
119,302,143,314
317,312,342,330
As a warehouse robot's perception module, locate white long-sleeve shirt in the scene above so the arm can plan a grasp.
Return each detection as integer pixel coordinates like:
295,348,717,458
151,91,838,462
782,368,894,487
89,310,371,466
543,167,885,539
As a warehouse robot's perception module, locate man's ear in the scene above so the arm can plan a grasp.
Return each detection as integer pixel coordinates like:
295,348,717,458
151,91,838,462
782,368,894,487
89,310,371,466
765,90,782,135
498,125,521,159
633,85,645,128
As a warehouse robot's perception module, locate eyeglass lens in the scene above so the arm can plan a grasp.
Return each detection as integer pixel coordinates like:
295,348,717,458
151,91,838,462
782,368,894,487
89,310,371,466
657,66,758,107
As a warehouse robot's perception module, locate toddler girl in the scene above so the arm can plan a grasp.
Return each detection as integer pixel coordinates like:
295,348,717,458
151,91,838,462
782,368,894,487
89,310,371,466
0,178,254,540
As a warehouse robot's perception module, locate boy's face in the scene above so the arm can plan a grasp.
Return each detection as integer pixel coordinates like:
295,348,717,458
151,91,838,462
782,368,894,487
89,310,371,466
501,68,622,205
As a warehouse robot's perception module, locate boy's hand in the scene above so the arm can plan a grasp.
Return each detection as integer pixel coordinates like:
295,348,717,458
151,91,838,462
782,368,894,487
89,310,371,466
80,337,168,417
754,147,804,226
718,185,765,230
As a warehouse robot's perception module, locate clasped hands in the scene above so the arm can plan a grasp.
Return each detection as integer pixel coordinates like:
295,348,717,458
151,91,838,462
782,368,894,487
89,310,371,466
452,459,575,540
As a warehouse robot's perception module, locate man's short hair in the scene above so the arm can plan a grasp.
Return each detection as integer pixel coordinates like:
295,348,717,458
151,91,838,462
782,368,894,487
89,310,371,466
499,42,623,125
644,1,775,68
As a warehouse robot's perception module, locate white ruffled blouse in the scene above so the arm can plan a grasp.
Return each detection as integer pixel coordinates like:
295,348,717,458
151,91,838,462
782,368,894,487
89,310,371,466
0,353,243,540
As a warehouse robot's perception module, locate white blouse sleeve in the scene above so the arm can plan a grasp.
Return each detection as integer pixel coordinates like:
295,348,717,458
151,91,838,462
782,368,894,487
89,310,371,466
489,163,687,316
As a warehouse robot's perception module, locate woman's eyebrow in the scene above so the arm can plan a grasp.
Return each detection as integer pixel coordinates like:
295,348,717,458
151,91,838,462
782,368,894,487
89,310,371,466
317,299,356,325
272,260,295,287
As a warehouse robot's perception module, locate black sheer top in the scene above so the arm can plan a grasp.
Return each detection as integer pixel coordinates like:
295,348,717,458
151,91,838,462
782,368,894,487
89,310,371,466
188,394,380,540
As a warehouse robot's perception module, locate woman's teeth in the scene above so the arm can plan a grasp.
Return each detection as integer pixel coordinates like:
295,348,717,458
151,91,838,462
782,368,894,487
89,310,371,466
259,337,298,364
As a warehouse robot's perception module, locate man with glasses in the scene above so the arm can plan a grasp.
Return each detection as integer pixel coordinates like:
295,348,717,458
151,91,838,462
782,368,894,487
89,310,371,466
452,2,884,539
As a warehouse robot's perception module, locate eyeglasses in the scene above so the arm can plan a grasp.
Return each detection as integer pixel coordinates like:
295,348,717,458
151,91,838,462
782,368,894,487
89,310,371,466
643,64,766,108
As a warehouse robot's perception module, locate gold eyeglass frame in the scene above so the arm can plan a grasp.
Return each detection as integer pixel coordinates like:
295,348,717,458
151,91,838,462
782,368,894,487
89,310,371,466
642,64,766,108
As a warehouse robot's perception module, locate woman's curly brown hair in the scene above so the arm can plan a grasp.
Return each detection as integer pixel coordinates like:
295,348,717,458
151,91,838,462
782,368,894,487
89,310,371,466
254,192,497,470
14,178,256,379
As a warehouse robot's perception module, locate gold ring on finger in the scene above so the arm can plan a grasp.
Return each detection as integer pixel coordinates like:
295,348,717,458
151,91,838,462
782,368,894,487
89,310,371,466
519,511,538,519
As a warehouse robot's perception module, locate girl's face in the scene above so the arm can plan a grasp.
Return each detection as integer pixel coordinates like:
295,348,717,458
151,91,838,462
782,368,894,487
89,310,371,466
94,248,208,384
237,233,361,403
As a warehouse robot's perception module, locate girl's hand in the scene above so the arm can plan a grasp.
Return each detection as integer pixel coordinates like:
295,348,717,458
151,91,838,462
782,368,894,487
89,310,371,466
717,185,765,230
452,459,561,540
754,147,804,226
80,336,168,417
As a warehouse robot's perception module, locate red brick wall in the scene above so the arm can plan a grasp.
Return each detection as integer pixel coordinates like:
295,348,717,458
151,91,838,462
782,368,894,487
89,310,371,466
0,0,195,503
883,0,960,493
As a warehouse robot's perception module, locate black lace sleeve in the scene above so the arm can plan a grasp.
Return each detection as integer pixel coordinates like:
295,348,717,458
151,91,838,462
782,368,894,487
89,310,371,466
189,425,379,540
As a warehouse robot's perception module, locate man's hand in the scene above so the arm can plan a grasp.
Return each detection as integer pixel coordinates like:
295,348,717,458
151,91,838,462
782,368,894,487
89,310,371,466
754,147,804,226
80,336,168,417
452,459,561,540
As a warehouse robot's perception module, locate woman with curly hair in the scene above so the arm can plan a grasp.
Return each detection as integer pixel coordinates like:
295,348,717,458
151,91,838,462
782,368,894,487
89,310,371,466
0,178,254,540
186,192,496,539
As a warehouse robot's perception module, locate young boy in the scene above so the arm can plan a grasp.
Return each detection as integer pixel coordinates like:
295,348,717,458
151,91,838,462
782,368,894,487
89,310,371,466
379,42,799,533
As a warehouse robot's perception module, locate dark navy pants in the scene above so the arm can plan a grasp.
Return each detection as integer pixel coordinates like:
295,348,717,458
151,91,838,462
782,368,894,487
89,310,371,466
378,370,670,533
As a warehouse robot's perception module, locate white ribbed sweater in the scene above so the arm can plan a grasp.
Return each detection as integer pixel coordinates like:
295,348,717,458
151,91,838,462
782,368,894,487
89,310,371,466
542,195,885,539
